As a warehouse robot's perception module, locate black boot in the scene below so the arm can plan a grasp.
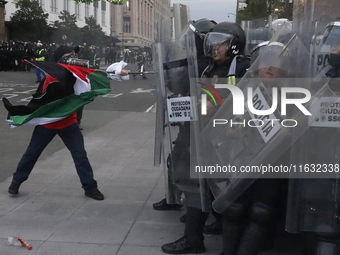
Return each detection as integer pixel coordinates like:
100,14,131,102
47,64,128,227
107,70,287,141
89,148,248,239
8,182,21,195
203,219,223,235
153,198,183,211
180,213,187,223
236,222,268,255
236,201,276,255
313,232,340,255
161,235,206,254
221,219,243,255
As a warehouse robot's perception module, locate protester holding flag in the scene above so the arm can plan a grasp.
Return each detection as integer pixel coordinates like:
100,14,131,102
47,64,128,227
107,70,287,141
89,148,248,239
3,45,129,201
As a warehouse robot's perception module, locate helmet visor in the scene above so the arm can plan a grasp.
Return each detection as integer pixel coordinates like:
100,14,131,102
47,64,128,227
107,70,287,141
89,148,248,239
204,32,234,57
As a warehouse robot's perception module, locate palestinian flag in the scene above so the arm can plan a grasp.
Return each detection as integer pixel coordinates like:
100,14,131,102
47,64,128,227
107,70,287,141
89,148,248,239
2,61,111,127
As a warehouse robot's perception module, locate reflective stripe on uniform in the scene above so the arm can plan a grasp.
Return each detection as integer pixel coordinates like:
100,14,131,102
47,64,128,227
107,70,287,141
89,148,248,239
228,75,236,85
36,49,46,61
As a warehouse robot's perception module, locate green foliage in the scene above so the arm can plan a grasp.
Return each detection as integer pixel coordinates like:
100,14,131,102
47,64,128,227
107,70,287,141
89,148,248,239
52,11,82,44
237,0,293,24
81,16,106,45
9,0,49,41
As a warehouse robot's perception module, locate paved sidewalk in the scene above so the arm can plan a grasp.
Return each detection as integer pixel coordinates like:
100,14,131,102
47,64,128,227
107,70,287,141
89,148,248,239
0,111,222,255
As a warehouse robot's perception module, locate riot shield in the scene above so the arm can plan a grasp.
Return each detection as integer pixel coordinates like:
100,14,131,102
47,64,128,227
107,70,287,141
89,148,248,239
152,24,211,210
242,17,293,55
286,20,340,233
312,21,340,81
242,17,271,55
191,24,337,214
153,19,171,167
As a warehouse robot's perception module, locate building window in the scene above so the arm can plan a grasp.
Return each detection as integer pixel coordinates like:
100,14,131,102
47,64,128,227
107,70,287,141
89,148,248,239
85,3,90,18
94,1,98,21
64,0,69,12
102,11,106,26
123,17,131,33
101,0,106,25
38,0,44,7
123,0,130,11
50,0,57,12
75,3,81,19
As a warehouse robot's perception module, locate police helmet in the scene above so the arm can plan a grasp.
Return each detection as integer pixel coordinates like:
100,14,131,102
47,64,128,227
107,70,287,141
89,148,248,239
253,41,291,78
204,22,246,58
191,18,217,35
189,18,217,57
250,41,269,65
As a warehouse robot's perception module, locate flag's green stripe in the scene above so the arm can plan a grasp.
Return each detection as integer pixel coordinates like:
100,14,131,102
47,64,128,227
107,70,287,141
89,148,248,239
88,70,111,91
10,72,111,126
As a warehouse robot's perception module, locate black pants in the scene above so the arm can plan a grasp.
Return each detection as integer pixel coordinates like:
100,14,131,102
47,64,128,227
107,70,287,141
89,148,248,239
185,206,209,241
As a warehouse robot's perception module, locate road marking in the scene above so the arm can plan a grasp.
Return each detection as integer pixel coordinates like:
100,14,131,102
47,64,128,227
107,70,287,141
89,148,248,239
20,97,33,102
15,89,37,94
145,103,156,113
0,84,29,87
102,93,123,98
0,88,14,93
2,94,18,99
130,88,155,94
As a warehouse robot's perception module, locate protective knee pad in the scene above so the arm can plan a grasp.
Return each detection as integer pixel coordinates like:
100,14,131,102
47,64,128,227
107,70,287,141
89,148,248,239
249,202,276,227
222,202,247,221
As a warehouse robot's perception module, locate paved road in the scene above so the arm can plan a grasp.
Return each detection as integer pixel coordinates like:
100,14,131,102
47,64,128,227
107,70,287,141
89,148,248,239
0,63,156,183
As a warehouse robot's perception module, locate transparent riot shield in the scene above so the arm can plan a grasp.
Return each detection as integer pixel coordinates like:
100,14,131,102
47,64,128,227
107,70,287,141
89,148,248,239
286,19,340,234
312,21,340,81
153,19,171,167
242,17,272,55
152,24,211,210
191,24,337,214
242,17,293,55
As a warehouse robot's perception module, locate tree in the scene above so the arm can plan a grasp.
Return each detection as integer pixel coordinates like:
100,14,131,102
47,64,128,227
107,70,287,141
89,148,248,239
81,16,106,46
237,0,293,24
52,11,82,44
9,0,49,41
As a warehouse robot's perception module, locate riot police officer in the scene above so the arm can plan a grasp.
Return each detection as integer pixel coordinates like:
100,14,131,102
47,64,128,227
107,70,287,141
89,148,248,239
219,42,291,255
285,22,340,255
34,42,47,82
153,18,217,212
161,21,250,254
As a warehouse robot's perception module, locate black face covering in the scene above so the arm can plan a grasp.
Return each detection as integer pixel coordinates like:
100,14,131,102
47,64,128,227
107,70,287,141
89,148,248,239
58,54,79,64
329,53,340,67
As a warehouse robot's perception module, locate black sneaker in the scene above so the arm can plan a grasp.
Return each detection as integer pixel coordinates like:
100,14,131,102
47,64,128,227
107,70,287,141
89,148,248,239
203,220,222,235
8,182,21,195
161,236,206,254
85,188,104,200
153,198,183,211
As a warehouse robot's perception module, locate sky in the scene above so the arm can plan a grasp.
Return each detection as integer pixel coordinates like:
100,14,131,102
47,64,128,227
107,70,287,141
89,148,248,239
171,0,238,23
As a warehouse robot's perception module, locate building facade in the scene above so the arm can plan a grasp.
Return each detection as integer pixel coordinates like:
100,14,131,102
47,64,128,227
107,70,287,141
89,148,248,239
110,0,171,49
4,0,173,48
0,1,7,41
5,0,111,36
